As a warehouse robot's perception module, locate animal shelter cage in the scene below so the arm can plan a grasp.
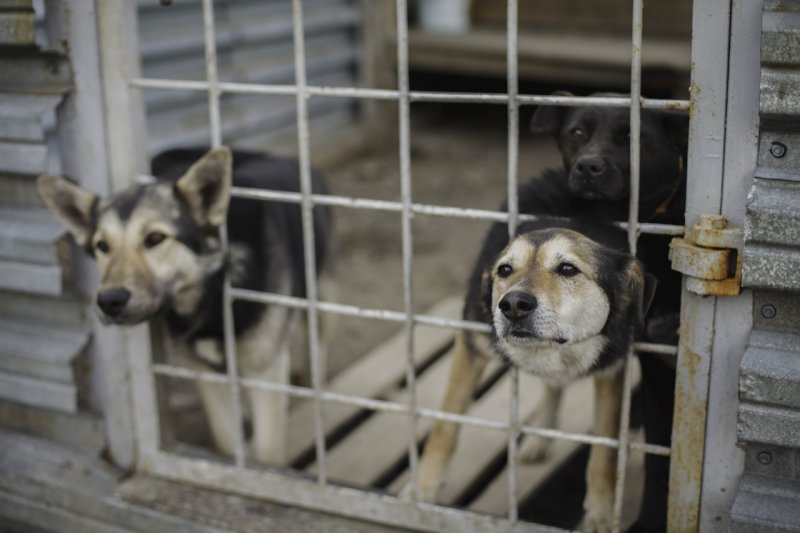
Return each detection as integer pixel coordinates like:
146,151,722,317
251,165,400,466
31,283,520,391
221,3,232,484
0,0,774,531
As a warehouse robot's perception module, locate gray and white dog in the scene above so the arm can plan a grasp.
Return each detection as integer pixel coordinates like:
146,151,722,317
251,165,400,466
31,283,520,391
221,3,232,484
37,147,334,464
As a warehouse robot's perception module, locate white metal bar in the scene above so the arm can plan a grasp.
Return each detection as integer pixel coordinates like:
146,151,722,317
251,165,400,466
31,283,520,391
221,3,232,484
128,76,690,110
291,0,327,486
201,0,221,149
627,0,644,257
506,0,521,523
229,286,678,356
612,0,645,526
150,362,670,457
224,184,686,236
394,0,420,503
144,451,557,533
612,357,636,531
201,0,247,470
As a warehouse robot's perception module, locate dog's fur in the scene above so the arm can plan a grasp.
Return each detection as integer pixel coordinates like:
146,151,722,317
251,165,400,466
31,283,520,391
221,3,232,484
37,147,333,464
414,95,686,530
416,220,655,530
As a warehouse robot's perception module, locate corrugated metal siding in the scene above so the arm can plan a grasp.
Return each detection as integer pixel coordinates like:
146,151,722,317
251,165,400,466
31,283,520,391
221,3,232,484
137,0,362,156
732,2,800,531
0,1,91,419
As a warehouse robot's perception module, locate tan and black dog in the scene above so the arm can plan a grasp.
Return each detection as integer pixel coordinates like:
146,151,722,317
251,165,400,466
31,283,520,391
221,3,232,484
415,219,655,532
528,94,687,531
37,147,334,464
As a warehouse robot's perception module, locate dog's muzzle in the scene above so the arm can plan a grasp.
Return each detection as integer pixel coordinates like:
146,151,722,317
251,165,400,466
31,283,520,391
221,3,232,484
497,291,568,344
498,291,538,339
569,155,625,200
97,287,131,320
499,291,536,320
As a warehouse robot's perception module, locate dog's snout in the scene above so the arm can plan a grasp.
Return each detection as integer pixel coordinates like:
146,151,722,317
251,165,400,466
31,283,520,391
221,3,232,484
97,287,131,318
499,291,537,320
575,156,606,178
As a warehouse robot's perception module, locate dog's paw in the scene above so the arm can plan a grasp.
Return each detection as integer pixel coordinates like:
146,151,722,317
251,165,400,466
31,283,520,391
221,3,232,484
580,512,614,533
400,478,440,503
581,491,614,533
518,435,551,463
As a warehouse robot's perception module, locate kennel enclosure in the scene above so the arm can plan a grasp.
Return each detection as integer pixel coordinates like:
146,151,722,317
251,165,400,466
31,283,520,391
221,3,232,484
0,1,797,532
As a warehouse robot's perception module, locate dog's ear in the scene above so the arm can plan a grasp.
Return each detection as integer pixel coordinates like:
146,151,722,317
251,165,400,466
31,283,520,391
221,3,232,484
174,146,232,228
36,175,98,248
530,90,574,136
623,258,657,328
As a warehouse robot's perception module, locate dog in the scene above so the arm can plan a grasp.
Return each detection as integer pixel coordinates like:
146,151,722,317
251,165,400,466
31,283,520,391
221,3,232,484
529,93,688,532
415,217,655,531
413,95,687,529
37,147,334,464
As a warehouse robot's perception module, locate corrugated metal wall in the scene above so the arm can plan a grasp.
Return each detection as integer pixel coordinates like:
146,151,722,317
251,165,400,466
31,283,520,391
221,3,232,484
137,0,363,156
731,2,800,530
0,1,97,441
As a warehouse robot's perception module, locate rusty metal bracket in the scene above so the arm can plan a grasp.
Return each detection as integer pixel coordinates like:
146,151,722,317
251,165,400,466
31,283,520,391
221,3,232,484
669,215,743,296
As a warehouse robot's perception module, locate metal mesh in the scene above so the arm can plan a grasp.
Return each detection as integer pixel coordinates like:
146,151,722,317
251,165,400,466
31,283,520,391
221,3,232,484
129,0,689,530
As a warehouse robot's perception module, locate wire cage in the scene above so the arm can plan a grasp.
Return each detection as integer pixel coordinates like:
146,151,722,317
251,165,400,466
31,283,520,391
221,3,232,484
91,0,736,531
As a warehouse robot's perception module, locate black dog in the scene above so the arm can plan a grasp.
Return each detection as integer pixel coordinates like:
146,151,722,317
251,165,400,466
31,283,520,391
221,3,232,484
527,93,688,531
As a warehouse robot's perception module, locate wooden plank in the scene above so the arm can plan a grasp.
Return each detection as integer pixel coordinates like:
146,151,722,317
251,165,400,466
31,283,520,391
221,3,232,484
116,475,406,533
308,348,503,486
0,317,88,382
0,9,34,46
287,297,462,463
410,29,691,71
0,94,61,142
0,372,76,413
0,491,131,533
387,372,542,501
408,29,691,89
0,207,66,265
0,429,226,533
0,290,87,328
472,0,692,38
0,428,119,492
0,399,104,453
0,140,49,176
0,259,62,295
468,376,594,515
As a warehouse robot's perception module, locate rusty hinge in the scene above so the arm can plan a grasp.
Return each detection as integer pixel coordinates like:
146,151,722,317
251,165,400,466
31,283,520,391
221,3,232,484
669,215,743,296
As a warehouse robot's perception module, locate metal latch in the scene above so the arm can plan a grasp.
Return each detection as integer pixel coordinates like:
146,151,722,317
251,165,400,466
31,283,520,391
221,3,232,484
669,215,743,296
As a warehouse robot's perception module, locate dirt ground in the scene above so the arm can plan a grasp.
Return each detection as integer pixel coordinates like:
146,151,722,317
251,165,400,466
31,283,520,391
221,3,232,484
321,103,561,378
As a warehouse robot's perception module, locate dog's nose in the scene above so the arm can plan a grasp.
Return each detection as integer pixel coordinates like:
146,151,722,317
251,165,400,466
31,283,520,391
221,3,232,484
97,288,131,318
575,156,606,178
499,291,537,320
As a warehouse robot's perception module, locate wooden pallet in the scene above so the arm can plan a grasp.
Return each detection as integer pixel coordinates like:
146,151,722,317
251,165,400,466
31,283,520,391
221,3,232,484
287,297,645,524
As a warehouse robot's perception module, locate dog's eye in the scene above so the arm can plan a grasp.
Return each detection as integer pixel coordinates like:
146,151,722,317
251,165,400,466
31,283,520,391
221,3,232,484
556,262,580,277
95,240,110,254
497,264,513,278
144,232,167,249
569,128,586,142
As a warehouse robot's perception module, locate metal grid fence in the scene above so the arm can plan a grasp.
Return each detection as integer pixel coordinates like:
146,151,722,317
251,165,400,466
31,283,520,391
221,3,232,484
122,0,692,530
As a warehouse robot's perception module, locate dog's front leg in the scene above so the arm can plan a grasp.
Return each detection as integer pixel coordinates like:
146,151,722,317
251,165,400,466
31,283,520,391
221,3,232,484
413,331,487,502
519,381,563,463
582,366,624,533
246,346,290,464
195,373,241,458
